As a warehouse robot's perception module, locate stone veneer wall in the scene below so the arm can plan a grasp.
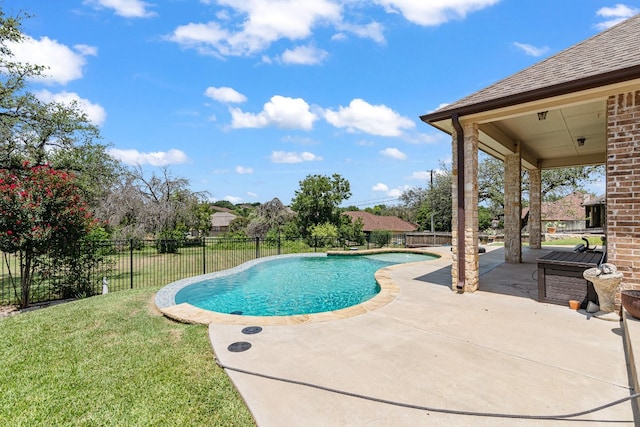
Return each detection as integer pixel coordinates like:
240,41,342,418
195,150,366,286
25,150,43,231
504,149,522,263
606,90,640,308
451,122,479,292
529,168,542,249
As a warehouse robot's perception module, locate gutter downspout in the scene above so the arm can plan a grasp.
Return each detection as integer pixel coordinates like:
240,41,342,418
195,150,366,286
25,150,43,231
451,113,465,292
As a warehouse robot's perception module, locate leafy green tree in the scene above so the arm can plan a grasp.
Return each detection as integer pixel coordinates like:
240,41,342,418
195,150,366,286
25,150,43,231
290,173,351,237
400,165,452,231
479,154,604,207
338,215,365,246
369,230,391,247
310,223,338,247
0,164,97,307
0,12,120,208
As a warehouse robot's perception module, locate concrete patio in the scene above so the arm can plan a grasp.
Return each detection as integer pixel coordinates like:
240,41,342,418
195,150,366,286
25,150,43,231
209,246,639,426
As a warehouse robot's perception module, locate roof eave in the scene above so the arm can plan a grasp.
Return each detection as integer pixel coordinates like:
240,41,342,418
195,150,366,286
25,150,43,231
420,64,640,125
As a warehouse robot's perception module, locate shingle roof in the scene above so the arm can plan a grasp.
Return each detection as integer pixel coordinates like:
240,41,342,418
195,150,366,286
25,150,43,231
541,192,589,221
422,14,640,121
211,212,237,227
345,211,418,232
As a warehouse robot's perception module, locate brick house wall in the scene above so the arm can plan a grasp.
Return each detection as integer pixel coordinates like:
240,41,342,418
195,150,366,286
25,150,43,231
606,90,640,305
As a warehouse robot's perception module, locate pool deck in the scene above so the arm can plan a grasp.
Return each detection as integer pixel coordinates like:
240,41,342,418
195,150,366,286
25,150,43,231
205,245,640,426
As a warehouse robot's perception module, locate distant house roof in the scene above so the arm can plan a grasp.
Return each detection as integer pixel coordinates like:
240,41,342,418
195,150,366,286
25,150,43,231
211,212,237,227
211,206,234,213
345,211,418,232
541,192,590,221
421,13,640,123
582,194,606,206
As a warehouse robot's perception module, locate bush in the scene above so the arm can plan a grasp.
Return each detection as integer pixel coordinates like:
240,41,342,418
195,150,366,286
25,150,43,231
370,230,392,247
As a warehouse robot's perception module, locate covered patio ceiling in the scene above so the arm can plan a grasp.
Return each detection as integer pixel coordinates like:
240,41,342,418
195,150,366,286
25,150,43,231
424,91,616,171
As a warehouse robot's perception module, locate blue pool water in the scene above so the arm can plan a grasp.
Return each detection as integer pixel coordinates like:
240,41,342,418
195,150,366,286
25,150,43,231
174,252,435,316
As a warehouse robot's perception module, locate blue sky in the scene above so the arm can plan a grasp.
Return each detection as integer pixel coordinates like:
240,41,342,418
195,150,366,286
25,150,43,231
7,0,638,206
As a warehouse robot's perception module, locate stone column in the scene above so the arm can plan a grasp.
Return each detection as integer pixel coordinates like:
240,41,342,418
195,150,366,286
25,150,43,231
607,90,640,309
529,167,542,249
451,122,480,292
504,145,522,263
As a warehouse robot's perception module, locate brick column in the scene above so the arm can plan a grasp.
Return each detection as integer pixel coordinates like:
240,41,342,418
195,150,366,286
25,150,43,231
451,122,479,292
504,146,522,263
607,91,640,306
529,167,542,249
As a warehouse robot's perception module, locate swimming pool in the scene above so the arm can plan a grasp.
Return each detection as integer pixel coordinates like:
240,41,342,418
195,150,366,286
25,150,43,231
156,251,436,318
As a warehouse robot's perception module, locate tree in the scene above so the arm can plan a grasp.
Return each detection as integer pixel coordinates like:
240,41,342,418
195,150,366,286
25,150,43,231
97,166,208,245
479,154,604,207
0,11,121,208
0,164,96,307
290,174,351,237
478,154,604,229
246,198,294,238
399,165,452,232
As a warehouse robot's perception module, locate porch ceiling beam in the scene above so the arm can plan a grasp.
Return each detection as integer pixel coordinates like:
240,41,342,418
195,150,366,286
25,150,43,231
540,153,606,169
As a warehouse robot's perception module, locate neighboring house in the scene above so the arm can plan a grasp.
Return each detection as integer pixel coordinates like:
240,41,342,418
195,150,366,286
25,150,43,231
540,192,591,231
420,14,640,294
583,194,606,230
344,211,418,233
210,212,237,236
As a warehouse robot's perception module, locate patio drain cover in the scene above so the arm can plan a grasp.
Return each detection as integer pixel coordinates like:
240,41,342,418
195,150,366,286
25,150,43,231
228,341,251,352
242,326,263,335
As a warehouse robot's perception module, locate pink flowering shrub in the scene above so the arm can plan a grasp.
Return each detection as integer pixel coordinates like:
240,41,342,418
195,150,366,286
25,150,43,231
0,163,95,307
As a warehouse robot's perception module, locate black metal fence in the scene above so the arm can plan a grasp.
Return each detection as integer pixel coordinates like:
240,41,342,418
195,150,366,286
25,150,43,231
0,234,411,306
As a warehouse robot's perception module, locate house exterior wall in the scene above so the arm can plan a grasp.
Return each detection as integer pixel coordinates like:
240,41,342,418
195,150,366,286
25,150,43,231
606,90,640,306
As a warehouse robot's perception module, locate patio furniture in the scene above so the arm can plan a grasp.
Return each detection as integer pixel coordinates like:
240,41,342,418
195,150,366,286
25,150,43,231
537,250,605,308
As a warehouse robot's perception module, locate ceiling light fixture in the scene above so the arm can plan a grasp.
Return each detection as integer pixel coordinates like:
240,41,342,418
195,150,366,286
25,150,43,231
537,111,548,120
577,138,586,146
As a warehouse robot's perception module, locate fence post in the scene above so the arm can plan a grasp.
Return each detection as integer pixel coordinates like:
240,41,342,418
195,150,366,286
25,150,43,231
277,233,281,255
255,237,260,259
129,239,134,289
202,237,206,275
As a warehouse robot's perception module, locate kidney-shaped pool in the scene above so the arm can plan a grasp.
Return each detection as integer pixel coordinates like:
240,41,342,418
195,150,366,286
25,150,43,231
155,251,437,318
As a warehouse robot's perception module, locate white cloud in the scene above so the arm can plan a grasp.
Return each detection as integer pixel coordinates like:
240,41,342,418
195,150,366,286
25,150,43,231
84,0,157,18
236,165,254,174
512,42,549,57
204,86,247,103
35,90,107,126
335,21,386,44
372,182,389,192
408,171,430,180
372,182,408,197
270,151,323,163
224,195,244,204
108,148,189,166
380,147,407,160
387,187,405,197
7,36,95,85
247,192,258,198
230,95,318,129
167,0,498,59
595,4,639,30
279,45,329,65
324,98,415,136
168,0,341,57
374,0,500,26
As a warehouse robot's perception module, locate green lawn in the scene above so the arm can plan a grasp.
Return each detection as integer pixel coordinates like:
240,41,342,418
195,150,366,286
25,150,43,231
0,288,254,426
